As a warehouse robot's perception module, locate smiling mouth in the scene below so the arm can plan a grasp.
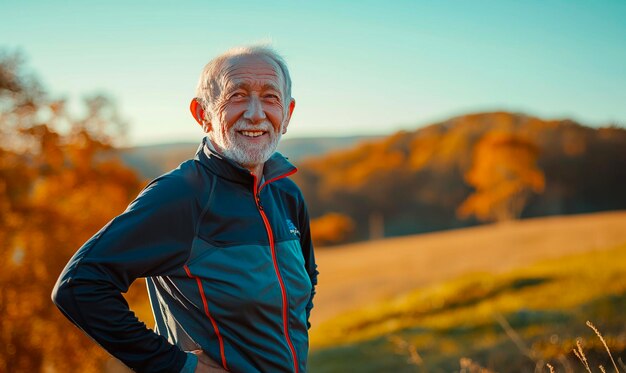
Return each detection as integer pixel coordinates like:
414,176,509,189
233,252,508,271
239,130,267,138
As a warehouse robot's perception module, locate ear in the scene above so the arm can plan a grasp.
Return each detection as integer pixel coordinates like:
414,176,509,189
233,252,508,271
190,98,211,133
282,98,296,135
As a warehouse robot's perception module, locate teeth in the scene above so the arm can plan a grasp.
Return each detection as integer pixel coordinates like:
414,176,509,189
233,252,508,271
241,131,265,137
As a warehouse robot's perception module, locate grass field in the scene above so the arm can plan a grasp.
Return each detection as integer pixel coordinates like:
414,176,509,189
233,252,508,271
310,211,626,327
308,212,626,372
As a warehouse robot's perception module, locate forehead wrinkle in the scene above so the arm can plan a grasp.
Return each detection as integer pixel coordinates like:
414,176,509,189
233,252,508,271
219,55,285,94
227,71,281,81
223,72,283,94
226,80,281,92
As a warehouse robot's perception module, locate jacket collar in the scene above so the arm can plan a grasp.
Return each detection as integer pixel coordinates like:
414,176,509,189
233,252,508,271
194,136,297,188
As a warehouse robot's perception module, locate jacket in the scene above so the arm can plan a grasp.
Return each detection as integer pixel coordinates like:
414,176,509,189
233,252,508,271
52,137,318,373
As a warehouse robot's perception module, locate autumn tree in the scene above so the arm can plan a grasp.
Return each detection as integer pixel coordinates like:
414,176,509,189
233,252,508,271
292,112,626,240
0,51,143,372
310,212,355,247
457,132,545,222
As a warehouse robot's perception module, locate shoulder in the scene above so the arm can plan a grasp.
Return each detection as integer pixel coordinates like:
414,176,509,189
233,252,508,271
167,159,207,190
273,177,305,200
272,177,310,216
135,160,207,206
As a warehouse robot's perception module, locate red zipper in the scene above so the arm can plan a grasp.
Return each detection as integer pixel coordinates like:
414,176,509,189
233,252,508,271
259,169,297,191
253,173,299,373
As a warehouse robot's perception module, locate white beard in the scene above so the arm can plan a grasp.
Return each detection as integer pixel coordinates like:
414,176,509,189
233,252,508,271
212,118,282,168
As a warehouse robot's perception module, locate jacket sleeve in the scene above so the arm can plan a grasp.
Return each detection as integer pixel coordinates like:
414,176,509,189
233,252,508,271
298,198,318,330
51,173,199,373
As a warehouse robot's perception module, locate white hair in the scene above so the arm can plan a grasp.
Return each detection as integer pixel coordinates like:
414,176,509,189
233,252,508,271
194,45,292,121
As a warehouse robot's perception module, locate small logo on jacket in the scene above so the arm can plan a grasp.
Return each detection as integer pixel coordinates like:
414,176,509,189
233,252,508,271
286,219,300,237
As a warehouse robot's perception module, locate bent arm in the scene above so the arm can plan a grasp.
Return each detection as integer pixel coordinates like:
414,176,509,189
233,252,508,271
52,174,199,372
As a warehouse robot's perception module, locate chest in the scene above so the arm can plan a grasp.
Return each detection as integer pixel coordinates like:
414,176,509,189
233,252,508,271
183,181,310,311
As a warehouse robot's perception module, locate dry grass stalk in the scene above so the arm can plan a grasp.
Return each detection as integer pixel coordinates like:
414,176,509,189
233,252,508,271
619,358,626,372
494,313,536,362
586,320,621,373
574,339,593,373
600,365,607,373
546,363,555,373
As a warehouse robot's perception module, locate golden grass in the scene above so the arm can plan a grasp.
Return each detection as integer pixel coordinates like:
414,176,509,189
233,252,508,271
311,241,626,349
311,211,626,328
574,339,593,373
587,321,621,373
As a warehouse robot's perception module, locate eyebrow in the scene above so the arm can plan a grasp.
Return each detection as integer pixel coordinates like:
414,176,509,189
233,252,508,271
228,81,282,93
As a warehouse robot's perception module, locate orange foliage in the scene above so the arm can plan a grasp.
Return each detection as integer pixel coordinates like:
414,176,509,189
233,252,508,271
457,132,545,222
292,112,626,241
0,53,143,372
310,212,355,247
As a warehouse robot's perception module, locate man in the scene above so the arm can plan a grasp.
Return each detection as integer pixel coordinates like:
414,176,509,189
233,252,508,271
52,46,318,373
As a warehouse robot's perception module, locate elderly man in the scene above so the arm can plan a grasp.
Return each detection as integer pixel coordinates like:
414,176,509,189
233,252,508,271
52,46,318,373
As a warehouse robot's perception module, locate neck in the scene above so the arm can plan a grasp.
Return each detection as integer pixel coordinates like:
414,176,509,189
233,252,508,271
205,138,265,184
247,163,264,184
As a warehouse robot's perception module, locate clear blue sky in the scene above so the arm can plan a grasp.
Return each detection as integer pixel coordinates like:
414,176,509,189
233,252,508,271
2,0,625,145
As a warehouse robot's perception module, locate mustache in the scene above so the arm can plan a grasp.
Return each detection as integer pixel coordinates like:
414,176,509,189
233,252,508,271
231,120,273,132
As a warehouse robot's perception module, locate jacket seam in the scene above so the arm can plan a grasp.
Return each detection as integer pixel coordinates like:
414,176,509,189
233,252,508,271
185,174,216,267
183,265,229,371
195,235,274,248
193,175,216,238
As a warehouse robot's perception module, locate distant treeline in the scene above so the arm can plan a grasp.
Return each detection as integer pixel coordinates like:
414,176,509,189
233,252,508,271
291,112,626,242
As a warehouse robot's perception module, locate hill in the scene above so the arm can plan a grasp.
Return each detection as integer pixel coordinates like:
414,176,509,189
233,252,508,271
308,211,626,372
309,210,626,328
292,112,626,241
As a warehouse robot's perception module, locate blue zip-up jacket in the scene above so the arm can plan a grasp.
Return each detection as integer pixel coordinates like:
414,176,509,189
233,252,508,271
52,137,318,373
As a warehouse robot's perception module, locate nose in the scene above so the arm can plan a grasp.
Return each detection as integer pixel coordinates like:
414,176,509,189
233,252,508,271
243,95,266,124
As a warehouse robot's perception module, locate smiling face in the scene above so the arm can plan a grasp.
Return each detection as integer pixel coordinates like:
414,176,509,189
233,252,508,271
206,54,295,170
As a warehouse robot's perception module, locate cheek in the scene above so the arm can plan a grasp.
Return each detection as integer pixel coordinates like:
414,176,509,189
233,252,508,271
219,103,244,131
265,107,285,130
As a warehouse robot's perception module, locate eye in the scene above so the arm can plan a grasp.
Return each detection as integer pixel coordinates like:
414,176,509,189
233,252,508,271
264,93,280,101
229,92,246,99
